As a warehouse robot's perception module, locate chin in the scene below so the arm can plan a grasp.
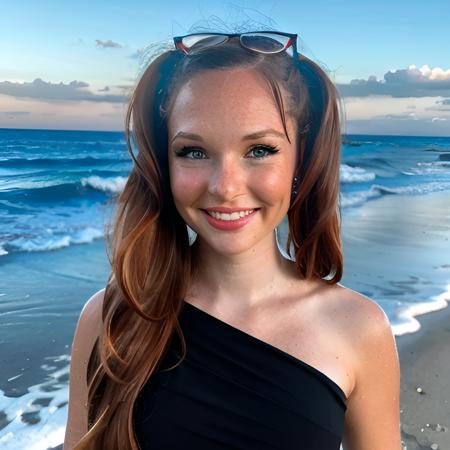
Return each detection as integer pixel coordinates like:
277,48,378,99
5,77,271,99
197,232,267,255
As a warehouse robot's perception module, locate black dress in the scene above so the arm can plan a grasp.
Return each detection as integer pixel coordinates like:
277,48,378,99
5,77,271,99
134,300,347,449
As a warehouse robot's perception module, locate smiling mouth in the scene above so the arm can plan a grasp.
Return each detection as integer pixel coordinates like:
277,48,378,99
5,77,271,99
201,208,260,221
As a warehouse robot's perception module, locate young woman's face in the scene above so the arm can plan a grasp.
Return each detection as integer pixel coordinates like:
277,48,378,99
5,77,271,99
167,68,298,255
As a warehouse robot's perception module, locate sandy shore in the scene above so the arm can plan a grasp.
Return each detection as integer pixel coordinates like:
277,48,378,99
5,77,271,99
1,188,449,449
396,301,450,449
324,190,450,450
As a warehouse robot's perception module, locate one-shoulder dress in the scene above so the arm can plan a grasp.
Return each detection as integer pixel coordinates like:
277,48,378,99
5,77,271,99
133,300,348,449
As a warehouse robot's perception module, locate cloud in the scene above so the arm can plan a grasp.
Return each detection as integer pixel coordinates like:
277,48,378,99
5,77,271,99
1,110,30,115
340,95,450,135
95,39,122,48
0,78,127,103
425,98,450,112
115,85,133,92
0,110,30,119
0,92,128,130
373,112,419,121
337,65,450,98
345,116,450,136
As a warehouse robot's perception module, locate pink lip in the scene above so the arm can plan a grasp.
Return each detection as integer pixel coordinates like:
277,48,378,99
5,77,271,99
201,209,258,231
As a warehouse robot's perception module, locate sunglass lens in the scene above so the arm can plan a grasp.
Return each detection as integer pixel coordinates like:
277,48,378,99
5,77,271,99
240,33,290,54
182,34,228,52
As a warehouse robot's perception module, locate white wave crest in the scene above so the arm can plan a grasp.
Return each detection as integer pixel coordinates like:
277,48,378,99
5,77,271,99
340,189,379,208
1,227,104,255
341,180,450,208
81,175,127,194
405,161,450,175
0,363,69,450
372,181,450,196
340,164,376,183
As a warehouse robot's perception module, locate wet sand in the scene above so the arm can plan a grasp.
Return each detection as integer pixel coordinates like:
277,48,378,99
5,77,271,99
397,302,450,449
1,190,449,449
323,190,450,450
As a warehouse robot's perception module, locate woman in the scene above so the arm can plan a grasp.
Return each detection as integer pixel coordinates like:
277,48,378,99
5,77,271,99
64,31,402,449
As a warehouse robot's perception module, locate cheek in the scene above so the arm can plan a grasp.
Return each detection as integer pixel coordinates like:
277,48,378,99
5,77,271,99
252,167,292,205
170,168,205,206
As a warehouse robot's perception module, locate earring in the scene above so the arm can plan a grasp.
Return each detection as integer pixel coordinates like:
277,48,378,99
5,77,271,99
291,176,299,198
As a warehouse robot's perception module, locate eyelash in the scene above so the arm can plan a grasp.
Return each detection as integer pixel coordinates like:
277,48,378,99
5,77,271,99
174,144,280,160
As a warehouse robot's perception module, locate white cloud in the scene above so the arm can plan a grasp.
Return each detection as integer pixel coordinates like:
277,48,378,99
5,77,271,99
95,39,123,49
0,78,129,103
411,64,450,81
337,65,450,98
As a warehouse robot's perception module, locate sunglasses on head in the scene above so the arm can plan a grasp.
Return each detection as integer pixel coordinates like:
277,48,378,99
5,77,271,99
173,31,300,66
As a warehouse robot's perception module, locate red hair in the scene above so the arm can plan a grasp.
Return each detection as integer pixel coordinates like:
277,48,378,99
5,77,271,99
74,40,342,449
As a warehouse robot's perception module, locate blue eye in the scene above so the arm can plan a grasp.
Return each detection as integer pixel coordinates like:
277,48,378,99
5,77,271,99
174,147,206,159
174,144,279,160
248,145,279,159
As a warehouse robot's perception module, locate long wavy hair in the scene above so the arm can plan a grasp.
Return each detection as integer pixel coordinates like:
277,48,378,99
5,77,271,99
73,37,342,449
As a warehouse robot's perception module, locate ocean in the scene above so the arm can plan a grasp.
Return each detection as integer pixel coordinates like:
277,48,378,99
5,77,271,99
0,128,450,448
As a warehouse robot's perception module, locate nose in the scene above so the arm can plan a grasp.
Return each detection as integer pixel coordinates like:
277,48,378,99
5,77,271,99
208,155,246,200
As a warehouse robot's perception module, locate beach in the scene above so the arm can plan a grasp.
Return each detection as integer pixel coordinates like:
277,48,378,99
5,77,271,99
340,190,450,450
1,129,450,449
397,302,450,449
0,191,448,450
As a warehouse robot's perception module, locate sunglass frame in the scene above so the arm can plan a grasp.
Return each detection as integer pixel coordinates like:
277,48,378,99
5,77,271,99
173,31,299,63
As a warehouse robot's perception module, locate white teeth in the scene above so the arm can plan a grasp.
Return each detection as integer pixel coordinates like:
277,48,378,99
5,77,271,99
207,209,255,221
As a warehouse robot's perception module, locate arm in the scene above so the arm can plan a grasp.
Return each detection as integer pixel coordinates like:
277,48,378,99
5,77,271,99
63,288,105,450
342,297,402,450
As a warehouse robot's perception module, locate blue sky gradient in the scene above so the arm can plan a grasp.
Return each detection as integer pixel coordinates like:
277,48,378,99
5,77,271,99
1,0,449,135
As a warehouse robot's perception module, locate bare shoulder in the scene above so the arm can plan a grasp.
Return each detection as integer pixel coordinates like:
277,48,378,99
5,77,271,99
331,283,393,336
326,282,398,383
79,287,105,328
328,283,402,449
307,281,394,352
63,288,105,450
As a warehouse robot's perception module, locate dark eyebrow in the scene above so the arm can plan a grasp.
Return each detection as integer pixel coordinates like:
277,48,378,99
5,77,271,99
170,128,287,144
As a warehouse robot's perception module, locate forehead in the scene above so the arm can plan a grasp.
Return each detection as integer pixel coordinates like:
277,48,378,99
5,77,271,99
168,69,291,137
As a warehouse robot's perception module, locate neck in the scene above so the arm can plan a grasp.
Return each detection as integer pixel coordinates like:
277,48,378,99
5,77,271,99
187,230,299,311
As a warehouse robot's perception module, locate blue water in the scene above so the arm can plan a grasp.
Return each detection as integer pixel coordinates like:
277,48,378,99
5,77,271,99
0,128,450,448
1,128,450,256
0,129,130,255
340,135,450,207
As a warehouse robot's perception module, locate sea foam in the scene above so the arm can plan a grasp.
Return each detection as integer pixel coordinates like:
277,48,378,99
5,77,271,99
81,175,127,194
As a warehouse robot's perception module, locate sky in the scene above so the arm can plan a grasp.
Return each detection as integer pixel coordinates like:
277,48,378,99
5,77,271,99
1,0,450,136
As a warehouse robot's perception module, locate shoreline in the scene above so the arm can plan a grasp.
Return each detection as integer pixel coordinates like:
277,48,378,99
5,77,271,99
335,189,450,449
396,296,450,449
1,187,450,449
